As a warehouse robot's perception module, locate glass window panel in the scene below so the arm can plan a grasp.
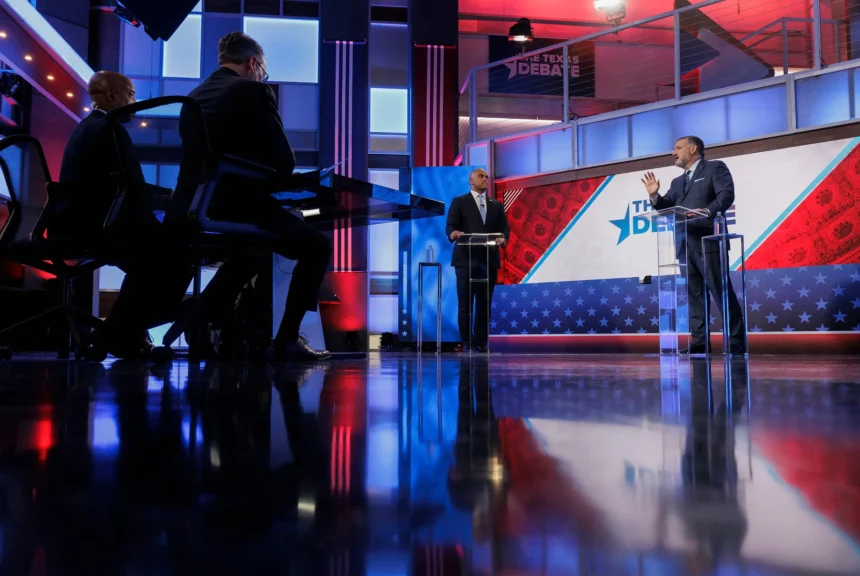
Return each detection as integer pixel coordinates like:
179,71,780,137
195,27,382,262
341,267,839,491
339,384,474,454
243,17,319,83
796,70,851,129
370,88,407,134
280,84,318,130
538,127,573,173
163,14,202,79
370,134,407,153
369,23,408,87
674,97,728,145
193,1,203,11
122,25,162,77
467,143,487,167
495,135,538,179
727,85,787,141
163,79,198,96
158,165,181,189
130,78,161,100
631,107,675,157
578,117,628,166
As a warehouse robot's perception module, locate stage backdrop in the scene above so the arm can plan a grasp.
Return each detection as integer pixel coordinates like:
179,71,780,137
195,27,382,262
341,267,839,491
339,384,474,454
503,137,860,285
399,166,481,344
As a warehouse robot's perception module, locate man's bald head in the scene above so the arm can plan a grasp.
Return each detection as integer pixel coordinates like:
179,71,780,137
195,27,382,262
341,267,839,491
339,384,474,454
469,168,489,193
88,71,135,112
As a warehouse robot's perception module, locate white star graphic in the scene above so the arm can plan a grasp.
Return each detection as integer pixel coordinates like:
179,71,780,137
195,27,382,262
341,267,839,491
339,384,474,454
636,305,646,315
751,325,762,332
850,272,860,283
650,316,659,326
624,317,633,326
852,298,860,309
599,317,609,327
766,313,777,323
816,324,829,331
599,296,608,305
553,298,561,307
781,300,794,311
542,309,550,317
780,275,793,286
834,310,847,323
532,299,539,308
815,298,827,310
520,310,529,318
833,285,845,296
611,306,621,316
765,289,777,299
587,307,596,316
564,288,573,296
749,277,760,287
624,295,633,304
814,274,827,284
401,331,407,336
531,319,539,328
576,318,585,327
797,287,810,297
521,289,528,299
798,312,811,323
782,325,795,332
564,308,573,317
750,301,761,311
553,319,561,327
575,298,584,306
542,289,550,297
510,320,518,328
611,285,621,294
587,287,596,295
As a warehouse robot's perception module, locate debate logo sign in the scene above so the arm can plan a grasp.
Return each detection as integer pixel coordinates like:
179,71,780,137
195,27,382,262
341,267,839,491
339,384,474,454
488,36,595,98
610,200,737,245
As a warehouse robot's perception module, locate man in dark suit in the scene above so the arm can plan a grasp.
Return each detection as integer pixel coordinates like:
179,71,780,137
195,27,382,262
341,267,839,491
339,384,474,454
176,32,331,361
445,168,510,352
57,71,188,358
642,136,745,354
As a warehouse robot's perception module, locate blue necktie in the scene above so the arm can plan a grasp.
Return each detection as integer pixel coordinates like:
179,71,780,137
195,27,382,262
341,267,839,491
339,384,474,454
478,195,486,224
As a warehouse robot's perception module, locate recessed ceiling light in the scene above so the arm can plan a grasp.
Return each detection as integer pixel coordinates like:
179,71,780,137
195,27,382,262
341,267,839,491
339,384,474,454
46,75,54,81
83,106,90,112
0,32,7,39
24,55,32,61
140,121,147,127
65,92,73,98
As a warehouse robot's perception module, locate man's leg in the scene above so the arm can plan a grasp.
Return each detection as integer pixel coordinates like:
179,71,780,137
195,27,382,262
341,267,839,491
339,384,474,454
703,250,746,352
686,254,708,352
455,267,472,347
260,206,332,359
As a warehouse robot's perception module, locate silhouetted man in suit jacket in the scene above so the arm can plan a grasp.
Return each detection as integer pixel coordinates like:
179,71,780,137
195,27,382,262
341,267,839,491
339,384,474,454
445,169,510,352
642,136,745,354
176,32,331,361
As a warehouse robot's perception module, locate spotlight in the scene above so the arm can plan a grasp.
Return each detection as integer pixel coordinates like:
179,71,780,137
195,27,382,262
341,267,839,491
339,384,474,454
508,18,533,45
0,32,7,39
23,55,32,62
595,0,626,25
83,106,90,112
65,92,73,98
46,75,54,81
140,121,147,127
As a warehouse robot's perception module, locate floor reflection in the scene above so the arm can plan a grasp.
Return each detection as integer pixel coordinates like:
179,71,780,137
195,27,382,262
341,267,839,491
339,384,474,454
0,353,858,575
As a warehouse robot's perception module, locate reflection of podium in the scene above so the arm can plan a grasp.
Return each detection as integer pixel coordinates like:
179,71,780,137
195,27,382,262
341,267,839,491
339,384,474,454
644,207,710,355
456,233,502,354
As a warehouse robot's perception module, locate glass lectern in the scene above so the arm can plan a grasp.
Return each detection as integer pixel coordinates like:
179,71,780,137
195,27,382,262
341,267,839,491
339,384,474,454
456,233,503,355
644,207,710,355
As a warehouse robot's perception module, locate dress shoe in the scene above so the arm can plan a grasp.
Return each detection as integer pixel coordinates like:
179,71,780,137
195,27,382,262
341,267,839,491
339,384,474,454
274,335,331,361
473,345,490,353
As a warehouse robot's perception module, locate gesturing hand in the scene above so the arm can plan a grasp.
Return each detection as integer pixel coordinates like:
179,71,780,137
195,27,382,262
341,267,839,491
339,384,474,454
641,172,660,196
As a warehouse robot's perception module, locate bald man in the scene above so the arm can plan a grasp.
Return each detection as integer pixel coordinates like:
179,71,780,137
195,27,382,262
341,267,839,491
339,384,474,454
445,169,510,352
56,71,142,238
56,71,191,358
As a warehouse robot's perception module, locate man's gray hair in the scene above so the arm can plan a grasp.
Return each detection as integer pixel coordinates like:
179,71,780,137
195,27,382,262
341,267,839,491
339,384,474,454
218,32,264,66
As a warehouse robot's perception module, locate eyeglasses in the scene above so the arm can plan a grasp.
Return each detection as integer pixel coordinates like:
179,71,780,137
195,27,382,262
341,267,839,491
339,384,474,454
255,60,269,83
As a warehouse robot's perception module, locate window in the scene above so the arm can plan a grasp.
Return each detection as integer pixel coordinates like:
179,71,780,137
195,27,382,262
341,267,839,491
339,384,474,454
163,14,202,78
370,88,407,134
243,17,319,83
280,84,318,130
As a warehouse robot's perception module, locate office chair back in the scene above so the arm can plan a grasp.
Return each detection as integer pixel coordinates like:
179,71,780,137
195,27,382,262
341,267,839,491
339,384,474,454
0,135,53,250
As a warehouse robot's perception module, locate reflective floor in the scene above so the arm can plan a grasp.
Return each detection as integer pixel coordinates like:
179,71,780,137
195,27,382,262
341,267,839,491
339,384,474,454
0,353,859,575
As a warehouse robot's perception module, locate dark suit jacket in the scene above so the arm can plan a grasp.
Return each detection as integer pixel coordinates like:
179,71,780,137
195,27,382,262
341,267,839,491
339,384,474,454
652,158,735,255
55,110,146,238
174,67,296,219
445,192,510,269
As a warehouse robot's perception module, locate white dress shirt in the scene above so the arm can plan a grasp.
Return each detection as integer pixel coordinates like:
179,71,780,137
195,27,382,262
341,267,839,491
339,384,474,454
650,159,708,215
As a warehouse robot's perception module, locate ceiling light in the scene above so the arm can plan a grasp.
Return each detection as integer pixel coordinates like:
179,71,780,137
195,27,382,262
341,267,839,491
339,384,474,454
83,106,90,112
508,18,533,45
140,121,147,127
595,0,626,25
46,75,54,81
65,92,73,98
24,55,32,61
0,32,7,39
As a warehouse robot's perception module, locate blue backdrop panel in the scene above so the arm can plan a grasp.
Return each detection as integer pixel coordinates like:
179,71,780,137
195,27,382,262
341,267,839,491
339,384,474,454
399,166,480,344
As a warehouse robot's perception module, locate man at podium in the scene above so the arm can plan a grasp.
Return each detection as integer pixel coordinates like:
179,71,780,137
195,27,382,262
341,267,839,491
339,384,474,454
641,136,745,354
446,169,510,353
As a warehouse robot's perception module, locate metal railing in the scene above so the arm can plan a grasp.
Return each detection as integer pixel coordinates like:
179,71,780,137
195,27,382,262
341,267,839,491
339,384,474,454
460,0,848,147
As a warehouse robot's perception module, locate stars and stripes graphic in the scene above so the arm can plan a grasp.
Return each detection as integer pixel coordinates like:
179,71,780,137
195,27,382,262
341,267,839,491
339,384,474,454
490,264,860,336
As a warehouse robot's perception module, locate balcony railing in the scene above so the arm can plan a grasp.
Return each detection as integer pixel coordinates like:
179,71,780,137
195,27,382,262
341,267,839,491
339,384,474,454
460,0,849,148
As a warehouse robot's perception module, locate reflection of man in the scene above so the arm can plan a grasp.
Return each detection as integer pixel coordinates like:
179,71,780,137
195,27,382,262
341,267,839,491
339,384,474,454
641,136,745,354
445,169,510,353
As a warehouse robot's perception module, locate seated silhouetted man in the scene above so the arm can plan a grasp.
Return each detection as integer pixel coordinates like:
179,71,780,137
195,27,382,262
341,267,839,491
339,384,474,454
57,71,190,357
175,32,331,361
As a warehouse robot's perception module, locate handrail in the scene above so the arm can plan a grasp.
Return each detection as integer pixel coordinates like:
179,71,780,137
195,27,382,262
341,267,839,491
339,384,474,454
469,0,726,73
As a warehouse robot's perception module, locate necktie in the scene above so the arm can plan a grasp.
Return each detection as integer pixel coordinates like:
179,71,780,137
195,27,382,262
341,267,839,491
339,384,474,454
478,195,486,224
684,170,691,188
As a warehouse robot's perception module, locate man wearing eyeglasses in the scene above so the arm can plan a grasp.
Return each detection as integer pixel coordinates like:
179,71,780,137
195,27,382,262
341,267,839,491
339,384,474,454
175,32,332,361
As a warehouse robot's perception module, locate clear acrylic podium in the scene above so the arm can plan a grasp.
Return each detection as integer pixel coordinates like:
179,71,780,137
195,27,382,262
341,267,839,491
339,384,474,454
702,215,749,356
645,207,710,356
457,233,502,355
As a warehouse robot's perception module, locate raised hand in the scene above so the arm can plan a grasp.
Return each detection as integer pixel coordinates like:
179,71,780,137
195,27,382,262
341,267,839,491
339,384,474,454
641,171,660,197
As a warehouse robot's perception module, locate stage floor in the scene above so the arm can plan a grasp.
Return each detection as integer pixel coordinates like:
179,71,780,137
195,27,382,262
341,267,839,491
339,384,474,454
0,352,858,575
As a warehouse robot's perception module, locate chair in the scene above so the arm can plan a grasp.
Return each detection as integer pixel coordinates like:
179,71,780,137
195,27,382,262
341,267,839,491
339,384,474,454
104,97,279,362
0,135,115,361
